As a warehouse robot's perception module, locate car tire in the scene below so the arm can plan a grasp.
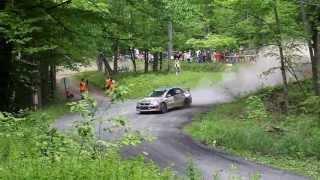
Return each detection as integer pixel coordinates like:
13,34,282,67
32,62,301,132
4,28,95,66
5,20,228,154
160,103,168,113
184,98,191,108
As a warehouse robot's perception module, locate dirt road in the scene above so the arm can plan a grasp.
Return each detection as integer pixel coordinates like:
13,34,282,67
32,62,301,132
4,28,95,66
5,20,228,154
54,88,308,180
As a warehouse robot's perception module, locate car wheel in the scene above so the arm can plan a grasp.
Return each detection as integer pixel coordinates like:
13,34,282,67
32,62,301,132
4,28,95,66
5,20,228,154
160,103,168,113
184,98,191,108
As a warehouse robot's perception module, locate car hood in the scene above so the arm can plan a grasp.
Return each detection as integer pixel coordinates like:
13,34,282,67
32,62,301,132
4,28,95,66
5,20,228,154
139,97,163,104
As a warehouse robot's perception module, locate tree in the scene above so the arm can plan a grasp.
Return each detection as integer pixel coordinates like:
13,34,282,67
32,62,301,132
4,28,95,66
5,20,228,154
0,0,107,111
298,0,320,95
186,35,238,51
273,0,289,112
0,0,11,111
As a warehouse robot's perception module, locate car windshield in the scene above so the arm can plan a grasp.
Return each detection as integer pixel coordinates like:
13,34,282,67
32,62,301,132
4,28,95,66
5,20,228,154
150,90,166,97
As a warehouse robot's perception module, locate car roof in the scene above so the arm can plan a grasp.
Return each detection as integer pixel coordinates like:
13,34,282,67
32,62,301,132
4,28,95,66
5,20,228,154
154,87,180,91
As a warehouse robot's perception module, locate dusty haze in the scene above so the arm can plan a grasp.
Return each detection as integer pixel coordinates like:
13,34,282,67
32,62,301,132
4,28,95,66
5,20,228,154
192,45,311,106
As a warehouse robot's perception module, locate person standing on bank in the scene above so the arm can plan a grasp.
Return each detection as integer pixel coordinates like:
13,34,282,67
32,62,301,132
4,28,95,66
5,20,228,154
175,59,181,75
79,78,88,99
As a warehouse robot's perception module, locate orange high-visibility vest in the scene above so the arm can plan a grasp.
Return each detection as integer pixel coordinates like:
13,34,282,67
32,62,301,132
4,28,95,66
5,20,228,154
106,79,113,89
80,82,86,92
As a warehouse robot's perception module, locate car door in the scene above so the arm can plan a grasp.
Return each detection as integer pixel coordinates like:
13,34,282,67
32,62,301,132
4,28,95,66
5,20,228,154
173,88,185,107
165,89,175,109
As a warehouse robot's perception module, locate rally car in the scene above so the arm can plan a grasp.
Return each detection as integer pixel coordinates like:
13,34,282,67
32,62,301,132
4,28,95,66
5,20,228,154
136,87,192,113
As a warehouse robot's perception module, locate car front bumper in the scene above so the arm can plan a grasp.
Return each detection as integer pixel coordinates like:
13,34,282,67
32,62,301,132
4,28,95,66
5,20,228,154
136,105,160,112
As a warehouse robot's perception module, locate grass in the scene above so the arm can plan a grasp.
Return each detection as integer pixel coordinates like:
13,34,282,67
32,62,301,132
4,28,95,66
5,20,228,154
185,81,320,178
180,61,226,72
129,59,227,72
77,70,224,99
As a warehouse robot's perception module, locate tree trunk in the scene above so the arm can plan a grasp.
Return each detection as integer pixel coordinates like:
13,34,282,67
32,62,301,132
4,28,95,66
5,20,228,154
113,40,119,74
100,54,113,77
0,0,5,9
32,57,42,109
144,50,149,73
299,0,320,95
0,0,11,111
278,45,289,113
274,0,289,113
313,31,320,95
153,52,159,72
167,20,173,72
310,30,320,95
168,20,173,61
49,64,56,99
40,60,49,106
96,54,103,72
0,35,12,111
159,52,163,71
129,48,137,73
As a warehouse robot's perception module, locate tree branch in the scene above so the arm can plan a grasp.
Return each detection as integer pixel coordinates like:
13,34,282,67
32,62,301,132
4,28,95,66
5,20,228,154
46,0,72,11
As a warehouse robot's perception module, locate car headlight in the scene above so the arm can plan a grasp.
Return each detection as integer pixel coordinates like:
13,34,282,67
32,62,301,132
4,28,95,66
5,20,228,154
151,101,159,106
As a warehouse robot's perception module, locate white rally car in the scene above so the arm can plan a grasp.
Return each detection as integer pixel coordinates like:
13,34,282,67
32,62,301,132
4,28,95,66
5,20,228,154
136,87,192,113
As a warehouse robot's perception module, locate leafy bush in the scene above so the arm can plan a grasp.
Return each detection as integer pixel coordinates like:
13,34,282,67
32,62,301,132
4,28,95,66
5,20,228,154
186,92,320,177
186,160,202,180
299,95,320,116
0,97,176,179
245,96,269,121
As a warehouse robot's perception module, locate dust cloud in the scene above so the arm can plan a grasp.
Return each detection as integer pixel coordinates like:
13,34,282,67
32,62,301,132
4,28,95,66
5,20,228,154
191,46,310,106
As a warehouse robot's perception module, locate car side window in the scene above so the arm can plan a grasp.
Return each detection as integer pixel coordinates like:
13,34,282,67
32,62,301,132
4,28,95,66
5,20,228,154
174,88,182,94
167,89,175,97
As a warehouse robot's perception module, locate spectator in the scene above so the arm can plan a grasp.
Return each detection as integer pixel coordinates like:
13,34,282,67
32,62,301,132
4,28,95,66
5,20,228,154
184,51,192,63
214,51,223,63
105,76,116,91
175,60,181,75
79,78,88,99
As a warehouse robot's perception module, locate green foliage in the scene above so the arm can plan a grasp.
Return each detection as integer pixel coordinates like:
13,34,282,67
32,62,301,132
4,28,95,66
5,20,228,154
186,35,238,51
186,160,202,180
186,80,320,178
0,100,176,179
299,96,320,116
106,85,129,102
69,93,97,118
68,93,146,153
245,96,269,121
0,11,55,55
71,0,109,13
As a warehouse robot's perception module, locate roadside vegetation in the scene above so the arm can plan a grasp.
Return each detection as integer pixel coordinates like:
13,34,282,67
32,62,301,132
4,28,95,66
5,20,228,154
0,96,176,179
77,63,225,99
1,0,320,179
186,80,320,178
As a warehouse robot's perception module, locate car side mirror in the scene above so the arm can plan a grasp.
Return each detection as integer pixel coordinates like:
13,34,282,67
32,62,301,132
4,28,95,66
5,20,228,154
166,94,172,98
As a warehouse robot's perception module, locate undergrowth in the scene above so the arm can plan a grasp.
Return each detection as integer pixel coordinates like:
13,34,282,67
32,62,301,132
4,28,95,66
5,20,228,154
0,95,176,179
186,80,320,178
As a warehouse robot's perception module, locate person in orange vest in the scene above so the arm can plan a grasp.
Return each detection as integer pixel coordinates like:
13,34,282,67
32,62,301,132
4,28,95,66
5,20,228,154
105,76,116,91
80,78,87,99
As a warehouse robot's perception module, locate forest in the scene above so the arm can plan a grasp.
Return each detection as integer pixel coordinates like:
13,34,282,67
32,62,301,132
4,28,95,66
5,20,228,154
0,0,320,179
